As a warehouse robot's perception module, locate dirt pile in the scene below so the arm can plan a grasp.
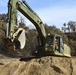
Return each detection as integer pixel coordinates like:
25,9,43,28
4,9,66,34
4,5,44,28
0,56,76,75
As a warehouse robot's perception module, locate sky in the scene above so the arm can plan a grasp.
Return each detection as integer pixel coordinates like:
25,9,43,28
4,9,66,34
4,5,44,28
0,0,76,29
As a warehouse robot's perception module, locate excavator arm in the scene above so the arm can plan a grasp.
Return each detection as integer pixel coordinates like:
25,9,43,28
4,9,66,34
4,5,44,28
16,0,47,46
5,0,47,51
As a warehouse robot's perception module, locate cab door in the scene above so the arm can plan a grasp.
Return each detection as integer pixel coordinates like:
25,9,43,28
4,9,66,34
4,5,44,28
60,37,64,53
54,36,64,53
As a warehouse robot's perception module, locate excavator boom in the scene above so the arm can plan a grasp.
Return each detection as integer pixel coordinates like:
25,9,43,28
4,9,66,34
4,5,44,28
7,0,47,48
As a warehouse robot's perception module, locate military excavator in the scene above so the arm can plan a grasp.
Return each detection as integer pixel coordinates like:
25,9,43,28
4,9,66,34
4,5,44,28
4,0,71,57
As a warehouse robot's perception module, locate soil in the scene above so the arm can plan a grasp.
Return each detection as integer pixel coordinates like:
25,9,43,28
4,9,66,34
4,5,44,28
0,55,76,75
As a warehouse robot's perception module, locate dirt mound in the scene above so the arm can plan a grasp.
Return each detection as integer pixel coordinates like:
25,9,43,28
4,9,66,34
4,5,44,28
0,56,75,75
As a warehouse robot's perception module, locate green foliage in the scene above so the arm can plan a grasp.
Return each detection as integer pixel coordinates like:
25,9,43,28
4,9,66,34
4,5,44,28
0,14,7,23
69,40,76,55
0,20,6,53
62,21,76,32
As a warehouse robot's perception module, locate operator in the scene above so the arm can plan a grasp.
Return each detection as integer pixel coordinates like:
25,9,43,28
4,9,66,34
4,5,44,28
54,39,58,51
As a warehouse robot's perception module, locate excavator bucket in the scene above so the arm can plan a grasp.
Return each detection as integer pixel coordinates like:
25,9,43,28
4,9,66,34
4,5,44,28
17,29,26,49
4,28,26,51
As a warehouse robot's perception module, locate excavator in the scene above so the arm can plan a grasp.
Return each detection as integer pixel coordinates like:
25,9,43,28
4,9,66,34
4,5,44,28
4,0,71,57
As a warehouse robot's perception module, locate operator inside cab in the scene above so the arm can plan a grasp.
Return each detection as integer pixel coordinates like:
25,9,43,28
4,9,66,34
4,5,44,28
54,39,58,51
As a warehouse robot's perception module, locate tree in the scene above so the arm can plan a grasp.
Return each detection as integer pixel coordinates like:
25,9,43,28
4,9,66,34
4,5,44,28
0,14,8,23
61,23,67,32
68,21,76,32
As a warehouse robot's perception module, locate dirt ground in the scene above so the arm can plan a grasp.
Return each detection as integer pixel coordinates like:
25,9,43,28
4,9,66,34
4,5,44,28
0,56,76,75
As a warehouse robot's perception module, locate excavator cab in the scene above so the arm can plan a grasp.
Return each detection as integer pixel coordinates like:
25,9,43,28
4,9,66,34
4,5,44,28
34,34,71,57
45,34,63,52
45,34,71,57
